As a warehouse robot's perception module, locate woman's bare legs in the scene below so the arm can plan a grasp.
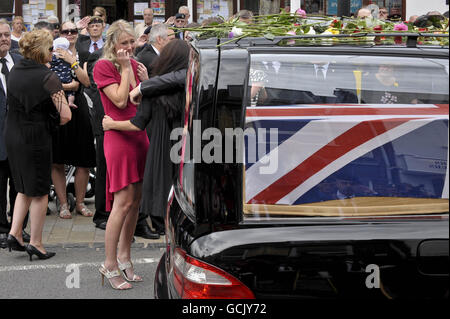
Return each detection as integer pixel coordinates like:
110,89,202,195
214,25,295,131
8,193,32,246
117,183,142,280
103,183,139,289
28,195,49,253
51,164,70,218
74,167,93,216
9,193,49,253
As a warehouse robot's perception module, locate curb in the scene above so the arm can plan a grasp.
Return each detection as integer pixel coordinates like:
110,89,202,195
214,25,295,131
42,242,166,250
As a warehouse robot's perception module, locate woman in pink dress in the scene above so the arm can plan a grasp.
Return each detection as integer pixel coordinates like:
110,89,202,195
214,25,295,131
93,20,149,290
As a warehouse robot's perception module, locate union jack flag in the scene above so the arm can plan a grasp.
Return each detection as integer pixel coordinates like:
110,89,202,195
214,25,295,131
244,104,449,205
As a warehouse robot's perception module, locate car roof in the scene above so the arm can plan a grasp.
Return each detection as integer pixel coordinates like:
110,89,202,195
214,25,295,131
191,33,449,55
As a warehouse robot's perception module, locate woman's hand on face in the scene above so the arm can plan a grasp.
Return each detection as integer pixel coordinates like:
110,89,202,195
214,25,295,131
129,86,142,105
137,62,149,81
55,48,76,65
116,49,131,70
102,115,114,131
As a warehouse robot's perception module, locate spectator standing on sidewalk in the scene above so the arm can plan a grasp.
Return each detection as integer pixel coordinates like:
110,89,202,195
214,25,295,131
5,29,71,260
0,20,27,249
93,20,149,290
103,39,189,236
51,21,96,220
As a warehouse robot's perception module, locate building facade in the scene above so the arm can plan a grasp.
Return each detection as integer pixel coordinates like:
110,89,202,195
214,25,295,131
1,0,448,29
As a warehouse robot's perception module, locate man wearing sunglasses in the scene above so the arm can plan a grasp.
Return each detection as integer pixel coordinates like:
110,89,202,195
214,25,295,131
76,16,105,67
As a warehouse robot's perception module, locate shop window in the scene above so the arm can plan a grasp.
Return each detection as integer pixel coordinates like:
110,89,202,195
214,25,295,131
304,0,324,15
196,0,234,24
241,0,281,15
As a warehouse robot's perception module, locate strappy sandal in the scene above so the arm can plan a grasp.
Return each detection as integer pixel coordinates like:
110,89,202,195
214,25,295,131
59,203,72,219
117,258,143,282
76,203,93,217
99,264,132,290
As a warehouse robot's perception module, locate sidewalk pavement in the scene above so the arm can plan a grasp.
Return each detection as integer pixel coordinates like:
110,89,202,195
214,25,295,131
22,198,165,248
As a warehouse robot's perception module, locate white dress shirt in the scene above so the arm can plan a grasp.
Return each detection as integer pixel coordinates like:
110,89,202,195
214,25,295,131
89,38,105,53
0,53,14,95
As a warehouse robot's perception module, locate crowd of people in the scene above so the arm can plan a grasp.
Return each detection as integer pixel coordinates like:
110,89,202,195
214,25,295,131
0,4,191,290
0,3,447,290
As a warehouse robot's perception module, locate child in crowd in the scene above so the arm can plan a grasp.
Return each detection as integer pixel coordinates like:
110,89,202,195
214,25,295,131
50,37,77,108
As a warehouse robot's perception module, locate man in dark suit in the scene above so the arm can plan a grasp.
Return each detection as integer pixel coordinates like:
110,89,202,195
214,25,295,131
0,20,29,249
76,17,105,67
136,23,175,78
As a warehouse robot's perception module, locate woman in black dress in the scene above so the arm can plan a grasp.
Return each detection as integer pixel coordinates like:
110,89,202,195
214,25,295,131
102,39,188,235
51,21,96,219
6,29,71,260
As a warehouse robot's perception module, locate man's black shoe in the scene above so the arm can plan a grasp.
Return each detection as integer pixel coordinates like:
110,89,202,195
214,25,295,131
0,233,7,249
22,230,31,243
157,229,165,236
134,225,159,239
95,221,107,230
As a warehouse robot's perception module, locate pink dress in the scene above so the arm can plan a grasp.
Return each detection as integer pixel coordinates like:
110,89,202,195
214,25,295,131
93,58,149,211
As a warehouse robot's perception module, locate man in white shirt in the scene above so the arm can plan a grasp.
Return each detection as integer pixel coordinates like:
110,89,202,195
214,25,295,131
135,8,155,38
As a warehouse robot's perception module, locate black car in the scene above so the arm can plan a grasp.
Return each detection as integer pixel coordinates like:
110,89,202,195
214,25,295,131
154,33,449,299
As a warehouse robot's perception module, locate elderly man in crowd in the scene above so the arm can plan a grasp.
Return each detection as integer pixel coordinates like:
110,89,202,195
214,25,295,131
135,8,154,38
136,23,175,77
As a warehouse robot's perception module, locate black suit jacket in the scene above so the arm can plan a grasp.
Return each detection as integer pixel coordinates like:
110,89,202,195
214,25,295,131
140,69,186,97
85,48,104,136
136,45,158,77
0,52,23,160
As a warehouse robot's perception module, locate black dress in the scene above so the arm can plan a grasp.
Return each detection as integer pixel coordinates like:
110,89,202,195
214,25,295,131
131,89,184,227
5,59,63,197
52,58,96,168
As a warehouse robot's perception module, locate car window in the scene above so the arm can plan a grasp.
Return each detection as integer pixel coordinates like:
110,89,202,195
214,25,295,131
243,53,449,219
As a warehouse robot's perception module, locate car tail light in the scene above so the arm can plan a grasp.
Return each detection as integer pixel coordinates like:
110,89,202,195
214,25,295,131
171,248,255,299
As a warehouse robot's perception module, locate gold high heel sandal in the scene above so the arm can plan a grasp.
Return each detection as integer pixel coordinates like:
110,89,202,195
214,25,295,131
99,264,132,290
117,258,143,282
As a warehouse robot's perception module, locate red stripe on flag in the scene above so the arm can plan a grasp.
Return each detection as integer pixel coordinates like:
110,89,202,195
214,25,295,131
249,118,416,204
246,104,449,117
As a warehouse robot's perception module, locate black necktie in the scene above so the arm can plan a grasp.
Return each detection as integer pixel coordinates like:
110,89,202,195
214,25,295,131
1,57,9,84
93,42,98,51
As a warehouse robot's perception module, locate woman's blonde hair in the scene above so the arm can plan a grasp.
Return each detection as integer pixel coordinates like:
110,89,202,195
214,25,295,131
19,29,53,64
102,20,136,71
93,6,107,19
12,16,27,32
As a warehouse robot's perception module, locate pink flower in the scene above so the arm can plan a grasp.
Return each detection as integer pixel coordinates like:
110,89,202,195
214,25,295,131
286,30,296,45
295,8,307,18
393,23,408,31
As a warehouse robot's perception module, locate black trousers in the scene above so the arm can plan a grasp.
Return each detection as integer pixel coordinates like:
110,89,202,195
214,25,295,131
0,159,27,233
92,134,149,228
93,133,109,225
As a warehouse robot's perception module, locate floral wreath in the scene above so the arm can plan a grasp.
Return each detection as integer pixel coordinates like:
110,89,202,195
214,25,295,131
180,9,449,47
